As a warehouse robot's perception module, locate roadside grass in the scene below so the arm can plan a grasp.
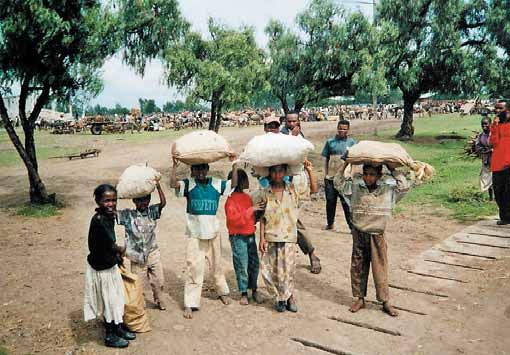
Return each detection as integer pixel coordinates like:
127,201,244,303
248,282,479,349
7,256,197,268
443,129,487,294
360,114,497,222
0,345,8,355
0,127,187,167
15,202,63,218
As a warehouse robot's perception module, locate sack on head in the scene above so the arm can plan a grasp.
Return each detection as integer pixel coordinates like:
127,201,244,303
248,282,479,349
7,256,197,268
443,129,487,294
239,133,314,174
173,130,234,165
117,164,161,199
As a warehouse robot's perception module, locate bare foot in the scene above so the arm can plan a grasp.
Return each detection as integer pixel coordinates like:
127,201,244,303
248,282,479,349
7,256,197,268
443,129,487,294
183,307,193,319
310,253,322,274
382,302,399,317
349,298,365,313
219,295,231,305
239,295,249,305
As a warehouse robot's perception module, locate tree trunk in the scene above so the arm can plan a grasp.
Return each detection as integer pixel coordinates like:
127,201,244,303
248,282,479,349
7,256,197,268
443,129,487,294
214,101,222,133
396,92,419,140
0,91,54,204
293,102,304,114
209,97,217,131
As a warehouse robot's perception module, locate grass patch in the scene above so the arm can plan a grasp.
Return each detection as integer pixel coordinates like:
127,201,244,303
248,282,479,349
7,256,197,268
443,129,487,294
15,202,63,218
0,345,8,355
360,114,497,221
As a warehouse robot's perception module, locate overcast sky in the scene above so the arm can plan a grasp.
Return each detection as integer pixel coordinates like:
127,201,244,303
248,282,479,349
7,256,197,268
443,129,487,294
91,0,373,109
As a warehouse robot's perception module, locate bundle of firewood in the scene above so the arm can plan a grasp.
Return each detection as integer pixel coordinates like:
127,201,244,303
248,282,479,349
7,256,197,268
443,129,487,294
463,131,480,159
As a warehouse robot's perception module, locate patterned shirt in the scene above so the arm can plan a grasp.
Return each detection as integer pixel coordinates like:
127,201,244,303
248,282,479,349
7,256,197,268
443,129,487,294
337,172,409,234
260,182,308,243
321,136,357,179
118,204,161,265
176,177,230,239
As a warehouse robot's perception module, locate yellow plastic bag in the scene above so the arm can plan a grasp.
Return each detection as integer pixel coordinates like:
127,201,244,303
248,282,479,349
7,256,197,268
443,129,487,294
119,264,151,333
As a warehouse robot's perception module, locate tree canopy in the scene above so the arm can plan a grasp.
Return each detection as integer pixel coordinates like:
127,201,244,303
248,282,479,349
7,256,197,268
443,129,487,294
265,0,383,114
164,19,266,131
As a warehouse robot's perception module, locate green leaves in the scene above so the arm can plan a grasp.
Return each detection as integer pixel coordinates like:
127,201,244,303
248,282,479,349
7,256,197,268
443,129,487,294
164,20,266,112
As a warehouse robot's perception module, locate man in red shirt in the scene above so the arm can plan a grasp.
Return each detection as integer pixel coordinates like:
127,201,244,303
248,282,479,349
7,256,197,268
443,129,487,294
490,102,510,225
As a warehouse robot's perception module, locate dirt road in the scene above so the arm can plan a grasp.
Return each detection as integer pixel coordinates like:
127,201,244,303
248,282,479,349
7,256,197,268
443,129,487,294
1,119,509,355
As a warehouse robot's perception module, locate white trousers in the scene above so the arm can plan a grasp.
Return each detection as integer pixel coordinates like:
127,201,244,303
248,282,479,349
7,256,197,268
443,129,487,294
184,235,230,308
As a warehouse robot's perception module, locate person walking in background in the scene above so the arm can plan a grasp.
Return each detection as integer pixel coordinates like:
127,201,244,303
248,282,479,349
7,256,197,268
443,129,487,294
321,120,357,231
475,117,493,200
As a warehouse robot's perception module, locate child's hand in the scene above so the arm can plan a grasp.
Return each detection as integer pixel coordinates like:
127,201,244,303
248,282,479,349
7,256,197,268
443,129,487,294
253,200,266,212
228,152,237,162
259,238,268,254
172,156,179,167
304,160,313,171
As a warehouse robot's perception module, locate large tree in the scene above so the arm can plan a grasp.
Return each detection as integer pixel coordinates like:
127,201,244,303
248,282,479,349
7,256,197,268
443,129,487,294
0,0,119,203
265,0,384,114
164,20,266,131
377,0,495,139
0,0,188,204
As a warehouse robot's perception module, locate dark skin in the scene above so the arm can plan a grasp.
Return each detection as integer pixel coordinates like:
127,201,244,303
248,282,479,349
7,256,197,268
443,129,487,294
97,191,125,255
169,143,236,318
259,163,317,308
132,182,166,213
349,166,398,317
493,102,507,124
285,113,301,136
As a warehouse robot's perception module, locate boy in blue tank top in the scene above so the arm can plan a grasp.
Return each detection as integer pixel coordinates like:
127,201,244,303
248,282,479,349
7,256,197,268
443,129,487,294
170,153,234,320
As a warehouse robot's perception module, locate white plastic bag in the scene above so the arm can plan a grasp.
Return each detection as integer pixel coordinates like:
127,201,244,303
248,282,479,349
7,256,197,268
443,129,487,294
239,133,314,175
117,164,161,199
173,130,234,165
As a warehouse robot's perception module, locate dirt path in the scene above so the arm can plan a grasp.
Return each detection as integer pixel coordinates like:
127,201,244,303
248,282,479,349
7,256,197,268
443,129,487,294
1,119,509,354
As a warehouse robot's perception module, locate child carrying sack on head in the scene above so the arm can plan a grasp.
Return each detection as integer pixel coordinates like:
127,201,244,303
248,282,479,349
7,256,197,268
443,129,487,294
337,164,410,317
259,161,317,313
83,184,136,348
225,167,265,305
117,181,167,310
170,146,235,319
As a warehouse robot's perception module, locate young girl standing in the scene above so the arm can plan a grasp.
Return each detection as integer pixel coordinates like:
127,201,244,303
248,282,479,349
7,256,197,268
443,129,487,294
259,162,317,312
225,168,265,305
84,184,136,348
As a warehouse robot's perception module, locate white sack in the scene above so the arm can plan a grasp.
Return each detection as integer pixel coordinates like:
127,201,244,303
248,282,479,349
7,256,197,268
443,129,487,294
239,133,314,175
345,140,435,182
173,130,234,165
117,165,161,199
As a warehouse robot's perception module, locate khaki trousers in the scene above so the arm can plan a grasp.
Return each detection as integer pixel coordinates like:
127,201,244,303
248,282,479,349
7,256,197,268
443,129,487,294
184,235,230,308
350,228,389,302
130,248,165,303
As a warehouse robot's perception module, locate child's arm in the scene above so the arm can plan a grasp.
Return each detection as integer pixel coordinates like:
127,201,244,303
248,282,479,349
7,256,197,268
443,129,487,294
259,218,267,254
389,167,411,203
304,160,318,193
156,181,166,211
231,161,239,189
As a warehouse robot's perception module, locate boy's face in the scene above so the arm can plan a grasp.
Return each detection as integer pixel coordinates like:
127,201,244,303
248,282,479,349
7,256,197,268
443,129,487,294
191,165,209,181
481,119,490,132
269,165,286,183
133,195,151,211
362,167,381,187
98,191,117,216
337,124,349,138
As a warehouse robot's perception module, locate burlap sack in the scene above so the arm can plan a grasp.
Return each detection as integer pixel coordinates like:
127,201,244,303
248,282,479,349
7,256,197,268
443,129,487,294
345,140,434,182
119,265,151,333
117,165,161,199
239,133,314,174
173,130,234,165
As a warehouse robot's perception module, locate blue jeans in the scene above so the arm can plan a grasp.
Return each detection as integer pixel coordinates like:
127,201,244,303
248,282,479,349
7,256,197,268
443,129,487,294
229,234,259,293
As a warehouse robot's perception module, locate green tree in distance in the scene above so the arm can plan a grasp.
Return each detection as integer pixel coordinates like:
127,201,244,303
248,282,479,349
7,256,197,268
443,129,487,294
164,19,266,131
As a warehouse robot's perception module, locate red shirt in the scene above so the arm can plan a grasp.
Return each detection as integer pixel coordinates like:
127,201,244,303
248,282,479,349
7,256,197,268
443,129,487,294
225,192,256,235
489,123,510,172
